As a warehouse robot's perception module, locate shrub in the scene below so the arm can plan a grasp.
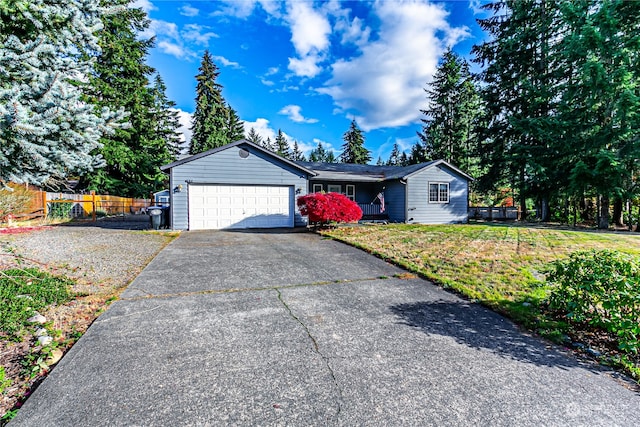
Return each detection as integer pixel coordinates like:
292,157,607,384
48,200,73,218
546,249,640,354
297,192,362,225
0,184,34,222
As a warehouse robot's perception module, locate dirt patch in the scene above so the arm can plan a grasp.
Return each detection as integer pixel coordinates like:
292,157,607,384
0,223,177,419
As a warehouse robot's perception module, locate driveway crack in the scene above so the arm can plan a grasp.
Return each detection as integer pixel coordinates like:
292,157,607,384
275,288,343,420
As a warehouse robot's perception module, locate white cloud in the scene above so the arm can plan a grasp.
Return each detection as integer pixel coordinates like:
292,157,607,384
182,24,218,45
318,1,469,131
335,15,370,47
212,55,241,69
468,0,486,15
266,67,279,76
180,4,199,17
130,0,156,13
261,79,275,87
144,21,219,60
278,105,318,124
157,41,193,60
242,118,277,142
212,0,282,19
173,109,193,154
285,2,331,77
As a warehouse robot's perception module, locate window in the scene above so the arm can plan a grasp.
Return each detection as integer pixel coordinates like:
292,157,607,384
429,182,449,203
327,184,342,193
312,184,323,193
345,185,356,201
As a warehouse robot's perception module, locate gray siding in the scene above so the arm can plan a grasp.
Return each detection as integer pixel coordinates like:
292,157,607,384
168,144,309,230
406,165,469,224
382,180,406,222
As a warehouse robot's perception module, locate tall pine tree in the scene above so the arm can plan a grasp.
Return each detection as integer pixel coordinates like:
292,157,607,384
418,48,481,172
274,129,291,159
226,105,245,143
340,120,371,164
150,74,182,160
245,127,263,145
190,51,228,154
83,0,173,197
0,0,118,186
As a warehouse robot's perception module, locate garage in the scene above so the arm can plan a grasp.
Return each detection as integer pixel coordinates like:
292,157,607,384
161,140,314,230
188,184,293,230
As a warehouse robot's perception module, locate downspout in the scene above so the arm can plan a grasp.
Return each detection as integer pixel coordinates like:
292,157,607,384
401,178,409,223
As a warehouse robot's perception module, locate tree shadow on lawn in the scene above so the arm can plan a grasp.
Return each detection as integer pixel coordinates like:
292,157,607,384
389,300,607,373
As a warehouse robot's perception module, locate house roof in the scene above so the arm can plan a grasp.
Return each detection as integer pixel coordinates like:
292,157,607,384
295,160,473,182
160,139,317,176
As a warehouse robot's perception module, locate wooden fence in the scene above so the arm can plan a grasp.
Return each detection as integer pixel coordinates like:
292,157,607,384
8,187,151,221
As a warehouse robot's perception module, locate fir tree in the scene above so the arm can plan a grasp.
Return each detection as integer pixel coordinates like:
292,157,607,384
274,129,291,159
245,127,263,146
386,143,401,166
150,74,182,160
340,120,371,164
190,51,228,154
409,141,428,164
326,150,337,163
418,48,481,171
309,142,327,162
291,141,306,161
226,105,245,142
263,137,274,152
0,0,118,186
376,156,384,166
82,0,173,197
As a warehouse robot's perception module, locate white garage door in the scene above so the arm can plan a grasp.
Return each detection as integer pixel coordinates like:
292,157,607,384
188,185,293,230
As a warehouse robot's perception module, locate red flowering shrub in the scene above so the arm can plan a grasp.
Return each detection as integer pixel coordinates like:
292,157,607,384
297,192,362,225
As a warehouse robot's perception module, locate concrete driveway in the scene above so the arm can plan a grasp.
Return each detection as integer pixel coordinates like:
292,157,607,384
11,230,640,426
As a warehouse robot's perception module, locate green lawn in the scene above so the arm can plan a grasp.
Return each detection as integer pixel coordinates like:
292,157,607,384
323,223,640,377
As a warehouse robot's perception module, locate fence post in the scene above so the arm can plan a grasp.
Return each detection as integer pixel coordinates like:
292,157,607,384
42,191,48,218
91,191,96,222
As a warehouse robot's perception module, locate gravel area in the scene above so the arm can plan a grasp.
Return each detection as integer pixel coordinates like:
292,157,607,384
0,218,176,419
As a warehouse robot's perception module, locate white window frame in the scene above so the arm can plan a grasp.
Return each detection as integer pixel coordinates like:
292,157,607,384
327,184,342,194
429,182,449,204
345,185,356,201
312,184,323,193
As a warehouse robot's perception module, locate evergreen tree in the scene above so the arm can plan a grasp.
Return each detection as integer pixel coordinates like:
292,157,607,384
274,129,291,159
150,74,182,159
399,152,409,166
386,143,401,166
376,156,384,166
340,120,371,164
418,48,481,171
263,137,274,152
291,141,306,161
473,0,561,220
0,0,118,186
82,0,173,197
409,141,428,164
226,105,245,142
326,150,337,163
309,142,327,162
190,51,228,154
245,127,263,146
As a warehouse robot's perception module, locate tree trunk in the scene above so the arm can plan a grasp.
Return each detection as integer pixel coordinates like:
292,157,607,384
628,200,632,231
598,195,609,229
540,196,550,222
612,198,624,226
518,192,527,221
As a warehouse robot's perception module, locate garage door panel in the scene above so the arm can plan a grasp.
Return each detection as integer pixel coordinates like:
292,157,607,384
188,185,293,230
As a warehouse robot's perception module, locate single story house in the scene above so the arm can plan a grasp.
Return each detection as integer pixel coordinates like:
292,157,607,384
160,139,472,230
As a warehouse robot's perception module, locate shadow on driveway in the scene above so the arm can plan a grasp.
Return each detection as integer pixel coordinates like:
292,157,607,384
390,300,607,373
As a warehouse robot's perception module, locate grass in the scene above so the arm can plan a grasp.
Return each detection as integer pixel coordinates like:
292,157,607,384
0,268,75,340
323,223,640,377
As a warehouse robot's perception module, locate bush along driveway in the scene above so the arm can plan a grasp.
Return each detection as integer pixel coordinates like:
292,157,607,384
323,223,640,383
8,229,640,426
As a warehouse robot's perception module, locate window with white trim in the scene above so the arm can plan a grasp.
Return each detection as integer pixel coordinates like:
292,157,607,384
327,184,342,193
429,182,449,203
312,184,323,193
345,185,356,201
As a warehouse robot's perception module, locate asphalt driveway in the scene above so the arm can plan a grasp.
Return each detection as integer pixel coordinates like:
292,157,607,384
11,230,640,426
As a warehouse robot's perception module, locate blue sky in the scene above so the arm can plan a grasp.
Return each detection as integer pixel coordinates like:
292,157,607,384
132,0,489,161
